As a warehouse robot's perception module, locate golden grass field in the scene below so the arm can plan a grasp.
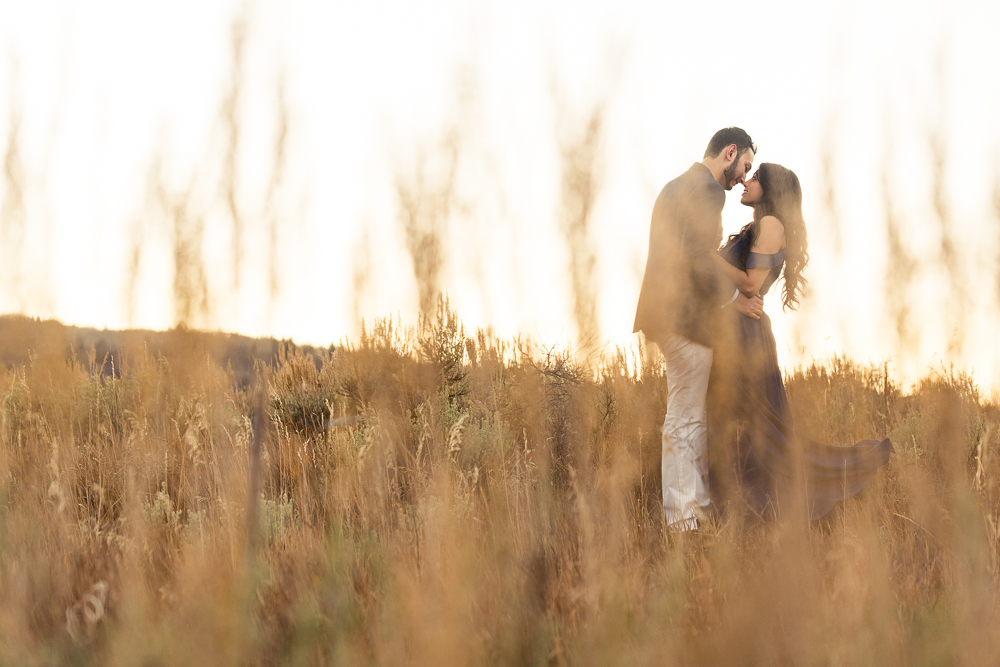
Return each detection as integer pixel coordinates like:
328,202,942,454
0,303,998,666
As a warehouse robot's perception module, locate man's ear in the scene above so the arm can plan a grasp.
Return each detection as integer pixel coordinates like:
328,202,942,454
725,144,738,163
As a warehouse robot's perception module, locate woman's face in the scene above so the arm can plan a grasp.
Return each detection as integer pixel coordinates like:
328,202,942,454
740,170,763,206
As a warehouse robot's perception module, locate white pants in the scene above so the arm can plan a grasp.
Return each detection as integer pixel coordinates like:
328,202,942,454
656,332,713,530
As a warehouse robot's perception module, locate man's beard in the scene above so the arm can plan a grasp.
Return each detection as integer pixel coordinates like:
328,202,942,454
722,155,743,191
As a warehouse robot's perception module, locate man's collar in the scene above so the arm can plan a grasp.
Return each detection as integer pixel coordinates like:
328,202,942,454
691,162,721,186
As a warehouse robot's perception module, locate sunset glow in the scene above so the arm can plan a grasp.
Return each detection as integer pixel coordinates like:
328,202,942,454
1,0,998,388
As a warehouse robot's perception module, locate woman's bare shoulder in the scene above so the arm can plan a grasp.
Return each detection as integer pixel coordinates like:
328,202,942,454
753,216,786,254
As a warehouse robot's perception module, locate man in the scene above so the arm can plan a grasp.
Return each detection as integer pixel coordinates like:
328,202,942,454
633,127,763,531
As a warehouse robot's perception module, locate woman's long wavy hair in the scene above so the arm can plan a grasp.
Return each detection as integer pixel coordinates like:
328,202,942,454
726,162,809,310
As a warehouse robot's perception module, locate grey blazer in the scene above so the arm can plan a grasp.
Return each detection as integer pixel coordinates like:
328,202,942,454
633,162,735,347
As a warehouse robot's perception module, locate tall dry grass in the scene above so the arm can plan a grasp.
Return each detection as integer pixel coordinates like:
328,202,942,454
556,101,603,352
0,304,997,665
1,76,26,312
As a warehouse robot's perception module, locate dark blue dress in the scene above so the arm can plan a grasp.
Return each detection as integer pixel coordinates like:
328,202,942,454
711,232,892,520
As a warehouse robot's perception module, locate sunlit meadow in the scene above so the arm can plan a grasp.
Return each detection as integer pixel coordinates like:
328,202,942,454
3,3,1000,665
0,306,998,665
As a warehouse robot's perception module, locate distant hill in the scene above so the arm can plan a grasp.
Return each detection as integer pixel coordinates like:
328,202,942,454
0,314,329,388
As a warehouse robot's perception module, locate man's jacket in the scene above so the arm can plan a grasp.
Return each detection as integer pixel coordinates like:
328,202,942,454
633,162,735,347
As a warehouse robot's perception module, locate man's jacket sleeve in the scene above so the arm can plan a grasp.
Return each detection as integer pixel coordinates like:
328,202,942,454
682,183,735,306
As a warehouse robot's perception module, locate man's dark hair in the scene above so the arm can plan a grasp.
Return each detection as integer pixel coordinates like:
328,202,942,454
704,127,757,159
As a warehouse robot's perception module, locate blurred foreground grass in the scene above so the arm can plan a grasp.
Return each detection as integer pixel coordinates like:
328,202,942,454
0,304,998,666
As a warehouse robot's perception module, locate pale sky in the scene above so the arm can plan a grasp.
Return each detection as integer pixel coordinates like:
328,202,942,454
1,0,999,388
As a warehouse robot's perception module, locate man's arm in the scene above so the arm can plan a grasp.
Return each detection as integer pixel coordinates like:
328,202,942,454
682,182,734,305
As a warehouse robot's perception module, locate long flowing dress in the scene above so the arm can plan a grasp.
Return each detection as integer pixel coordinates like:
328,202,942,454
709,231,893,520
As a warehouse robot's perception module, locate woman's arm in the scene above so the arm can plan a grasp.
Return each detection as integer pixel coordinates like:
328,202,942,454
711,253,761,295
754,216,786,254
714,216,787,297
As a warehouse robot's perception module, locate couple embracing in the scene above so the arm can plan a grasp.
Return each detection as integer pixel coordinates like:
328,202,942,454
634,127,892,531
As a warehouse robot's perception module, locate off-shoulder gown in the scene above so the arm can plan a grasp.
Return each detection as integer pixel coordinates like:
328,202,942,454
709,232,893,520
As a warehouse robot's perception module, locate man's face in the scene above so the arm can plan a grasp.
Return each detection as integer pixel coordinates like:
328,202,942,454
722,148,755,191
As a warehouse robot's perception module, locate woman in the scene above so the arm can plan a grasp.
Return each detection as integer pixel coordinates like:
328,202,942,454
708,163,892,520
